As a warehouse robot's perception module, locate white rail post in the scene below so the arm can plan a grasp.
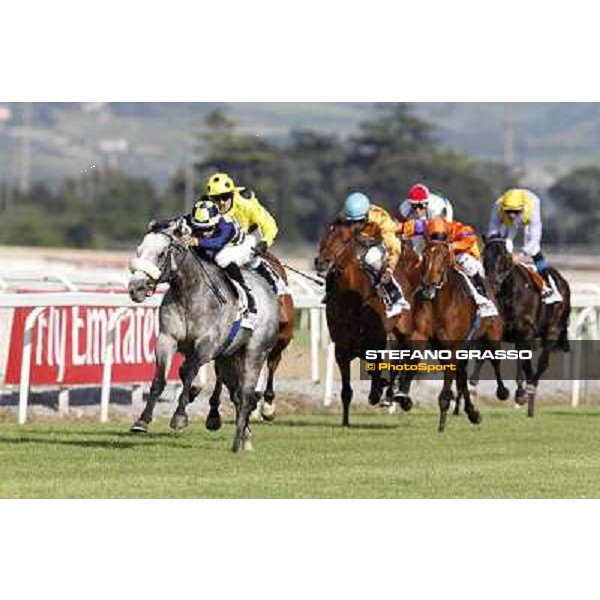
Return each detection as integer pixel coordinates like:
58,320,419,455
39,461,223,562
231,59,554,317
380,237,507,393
310,307,320,383
58,386,70,416
100,307,129,423
324,341,335,406
18,306,46,425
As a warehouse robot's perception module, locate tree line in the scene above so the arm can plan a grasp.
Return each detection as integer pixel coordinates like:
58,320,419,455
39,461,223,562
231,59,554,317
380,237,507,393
0,103,595,249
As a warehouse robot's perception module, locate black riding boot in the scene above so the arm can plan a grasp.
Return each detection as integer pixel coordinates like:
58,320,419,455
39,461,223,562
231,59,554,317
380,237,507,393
471,273,490,299
255,260,279,294
223,263,257,315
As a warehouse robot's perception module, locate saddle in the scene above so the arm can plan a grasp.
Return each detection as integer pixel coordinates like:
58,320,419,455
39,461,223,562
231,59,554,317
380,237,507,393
520,263,545,292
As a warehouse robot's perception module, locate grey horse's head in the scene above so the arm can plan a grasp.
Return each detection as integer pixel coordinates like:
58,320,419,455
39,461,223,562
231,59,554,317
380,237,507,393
128,220,189,303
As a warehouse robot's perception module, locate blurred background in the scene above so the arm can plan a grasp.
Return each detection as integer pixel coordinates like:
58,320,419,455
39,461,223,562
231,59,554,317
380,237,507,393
0,102,598,255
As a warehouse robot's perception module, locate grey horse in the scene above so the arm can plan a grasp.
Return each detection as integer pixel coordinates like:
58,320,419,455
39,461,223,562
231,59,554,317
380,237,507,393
127,219,279,452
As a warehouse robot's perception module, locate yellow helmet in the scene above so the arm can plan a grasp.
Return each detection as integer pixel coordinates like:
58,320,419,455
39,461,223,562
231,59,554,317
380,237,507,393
499,189,528,212
205,172,245,198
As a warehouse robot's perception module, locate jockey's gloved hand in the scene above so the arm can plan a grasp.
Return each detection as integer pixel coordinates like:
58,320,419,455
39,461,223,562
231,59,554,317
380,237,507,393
181,234,199,247
256,240,268,255
381,268,393,284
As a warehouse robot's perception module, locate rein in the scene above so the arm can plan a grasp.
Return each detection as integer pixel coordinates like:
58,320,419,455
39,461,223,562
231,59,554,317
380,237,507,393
157,231,226,305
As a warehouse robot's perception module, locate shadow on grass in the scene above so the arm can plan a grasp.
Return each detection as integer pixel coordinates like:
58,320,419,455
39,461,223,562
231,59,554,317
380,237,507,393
269,419,401,430
0,435,195,450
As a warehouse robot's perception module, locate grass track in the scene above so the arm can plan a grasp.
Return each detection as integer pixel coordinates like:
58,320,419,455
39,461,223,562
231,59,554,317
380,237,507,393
1,408,600,498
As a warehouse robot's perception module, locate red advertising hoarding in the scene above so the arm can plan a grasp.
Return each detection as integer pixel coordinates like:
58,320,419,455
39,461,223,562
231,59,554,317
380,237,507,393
4,304,182,385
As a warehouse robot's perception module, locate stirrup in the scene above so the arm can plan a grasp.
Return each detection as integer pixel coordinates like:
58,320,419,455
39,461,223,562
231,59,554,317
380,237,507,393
477,302,498,318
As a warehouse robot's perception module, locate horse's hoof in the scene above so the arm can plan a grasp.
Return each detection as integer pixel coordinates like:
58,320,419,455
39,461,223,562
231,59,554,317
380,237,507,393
394,394,413,412
368,395,381,406
497,386,510,401
515,389,527,406
467,410,482,425
260,403,276,422
169,413,188,431
205,411,222,432
130,421,149,434
242,438,254,451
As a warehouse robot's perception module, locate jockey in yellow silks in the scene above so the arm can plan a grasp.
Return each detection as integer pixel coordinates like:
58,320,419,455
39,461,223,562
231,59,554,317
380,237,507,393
488,188,562,303
204,172,287,298
343,192,410,317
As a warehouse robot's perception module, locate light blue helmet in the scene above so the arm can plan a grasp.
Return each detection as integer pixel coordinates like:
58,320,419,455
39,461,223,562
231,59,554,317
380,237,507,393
344,192,370,221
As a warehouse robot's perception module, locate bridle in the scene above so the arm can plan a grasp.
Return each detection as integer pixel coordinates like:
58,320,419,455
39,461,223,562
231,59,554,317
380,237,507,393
421,239,452,295
132,229,226,304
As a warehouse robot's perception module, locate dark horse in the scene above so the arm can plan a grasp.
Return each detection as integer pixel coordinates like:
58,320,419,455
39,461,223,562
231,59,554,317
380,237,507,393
470,236,571,417
410,235,507,432
314,221,414,426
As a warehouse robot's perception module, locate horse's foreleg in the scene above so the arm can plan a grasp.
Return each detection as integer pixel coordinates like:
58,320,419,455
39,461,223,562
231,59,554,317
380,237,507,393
337,352,353,427
438,363,456,433
458,359,482,425
170,348,207,431
131,333,176,433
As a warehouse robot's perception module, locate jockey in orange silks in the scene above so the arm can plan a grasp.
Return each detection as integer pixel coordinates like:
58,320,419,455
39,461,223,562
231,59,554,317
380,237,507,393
401,217,498,317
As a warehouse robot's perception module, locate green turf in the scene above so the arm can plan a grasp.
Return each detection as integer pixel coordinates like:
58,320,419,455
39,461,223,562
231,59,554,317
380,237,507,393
2,408,600,498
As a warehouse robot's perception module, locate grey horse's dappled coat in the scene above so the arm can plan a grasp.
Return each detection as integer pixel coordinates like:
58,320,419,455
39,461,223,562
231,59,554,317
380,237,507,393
128,220,279,451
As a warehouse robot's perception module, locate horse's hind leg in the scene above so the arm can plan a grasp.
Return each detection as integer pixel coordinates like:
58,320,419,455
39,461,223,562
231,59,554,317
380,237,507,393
261,341,286,421
131,334,176,433
490,358,509,400
206,367,223,431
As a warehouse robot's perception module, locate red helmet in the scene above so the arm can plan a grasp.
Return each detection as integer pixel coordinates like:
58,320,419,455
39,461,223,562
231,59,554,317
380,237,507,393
408,183,430,204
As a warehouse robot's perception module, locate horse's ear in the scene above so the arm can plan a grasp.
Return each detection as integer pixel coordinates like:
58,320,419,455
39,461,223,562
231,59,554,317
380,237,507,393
174,217,191,236
147,220,159,232
482,234,488,245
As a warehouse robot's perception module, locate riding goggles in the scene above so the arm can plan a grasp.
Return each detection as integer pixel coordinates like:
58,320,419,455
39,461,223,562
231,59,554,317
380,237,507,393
209,192,235,203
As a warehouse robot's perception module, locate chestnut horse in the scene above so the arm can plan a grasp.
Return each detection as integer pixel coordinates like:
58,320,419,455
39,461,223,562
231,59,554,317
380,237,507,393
410,237,507,432
315,221,414,426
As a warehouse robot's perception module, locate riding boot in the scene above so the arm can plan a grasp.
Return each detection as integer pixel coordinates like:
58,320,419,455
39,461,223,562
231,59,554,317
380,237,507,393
469,273,498,317
381,276,410,317
223,263,258,329
538,269,563,304
255,260,279,294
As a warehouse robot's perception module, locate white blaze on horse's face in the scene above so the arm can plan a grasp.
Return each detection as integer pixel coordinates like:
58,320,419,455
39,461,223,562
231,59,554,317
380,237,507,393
128,232,172,302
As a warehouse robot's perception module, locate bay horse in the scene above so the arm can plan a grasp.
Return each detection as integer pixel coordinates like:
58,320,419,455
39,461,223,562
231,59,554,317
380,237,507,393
314,221,414,426
204,251,295,430
472,236,571,417
410,234,506,432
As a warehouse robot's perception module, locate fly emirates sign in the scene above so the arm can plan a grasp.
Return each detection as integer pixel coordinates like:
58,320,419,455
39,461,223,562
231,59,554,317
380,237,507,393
4,305,181,385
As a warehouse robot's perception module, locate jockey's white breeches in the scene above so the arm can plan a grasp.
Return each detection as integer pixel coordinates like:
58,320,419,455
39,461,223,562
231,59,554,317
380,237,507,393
363,245,387,272
215,236,258,269
455,252,484,278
